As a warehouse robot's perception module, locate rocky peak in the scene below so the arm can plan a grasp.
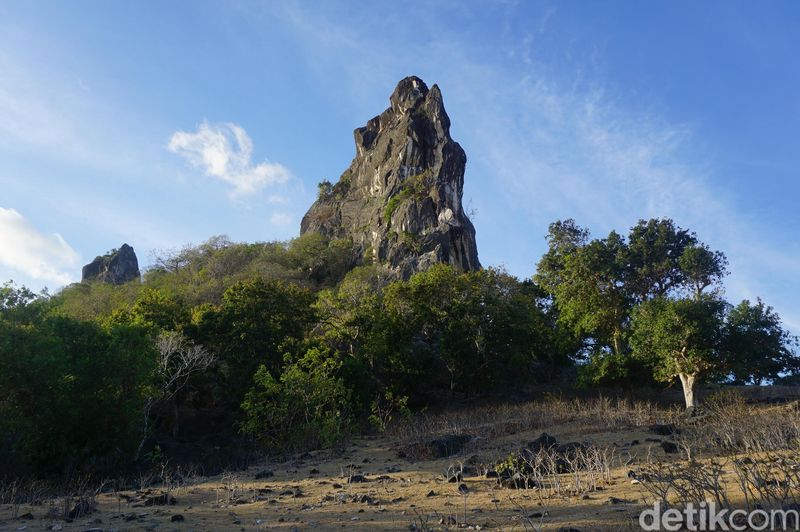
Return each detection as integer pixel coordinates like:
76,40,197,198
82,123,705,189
300,76,480,279
81,243,141,285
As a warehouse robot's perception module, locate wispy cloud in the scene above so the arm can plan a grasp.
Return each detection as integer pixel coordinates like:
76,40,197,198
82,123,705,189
0,208,80,286
168,121,291,197
261,2,800,331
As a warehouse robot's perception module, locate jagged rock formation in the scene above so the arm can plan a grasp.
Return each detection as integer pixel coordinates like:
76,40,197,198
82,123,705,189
82,243,141,285
300,76,480,279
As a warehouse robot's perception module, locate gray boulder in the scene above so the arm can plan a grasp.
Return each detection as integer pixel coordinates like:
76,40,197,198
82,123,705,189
81,243,140,285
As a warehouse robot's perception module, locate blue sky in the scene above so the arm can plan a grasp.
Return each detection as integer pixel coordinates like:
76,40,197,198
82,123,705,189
0,1,798,331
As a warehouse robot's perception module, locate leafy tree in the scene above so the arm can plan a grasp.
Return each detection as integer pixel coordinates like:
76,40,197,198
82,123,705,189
193,278,315,408
0,311,155,473
626,218,696,300
535,219,590,295
240,345,353,452
382,265,558,399
722,299,799,384
127,287,189,332
630,296,726,408
678,244,729,300
536,218,727,386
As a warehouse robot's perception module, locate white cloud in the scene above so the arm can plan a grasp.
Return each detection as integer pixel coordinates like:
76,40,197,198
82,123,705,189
168,121,290,197
0,208,80,286
269,212,292,226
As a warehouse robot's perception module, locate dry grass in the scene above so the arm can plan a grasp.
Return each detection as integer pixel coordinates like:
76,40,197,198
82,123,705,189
3,392,800,530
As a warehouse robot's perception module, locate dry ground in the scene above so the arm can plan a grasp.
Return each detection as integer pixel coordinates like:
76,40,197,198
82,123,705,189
3,392,799,531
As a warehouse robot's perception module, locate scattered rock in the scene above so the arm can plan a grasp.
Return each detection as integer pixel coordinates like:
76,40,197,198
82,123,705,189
556,442,587,460
648,424,677,436
171,514,185,522
143,493,176,506
413,434,472,459
68,499,96,519
426,490,437,497
661,441,679,454
348,474,368,483
526,432,558,452
501,473,538,489
354,494,377,505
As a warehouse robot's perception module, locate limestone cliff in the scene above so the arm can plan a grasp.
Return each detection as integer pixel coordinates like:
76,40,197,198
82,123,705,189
300,76,480,278
82,243,140,285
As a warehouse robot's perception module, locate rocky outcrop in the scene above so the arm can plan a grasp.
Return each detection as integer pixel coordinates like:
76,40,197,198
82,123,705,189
82,243,140,285
300,76,480,279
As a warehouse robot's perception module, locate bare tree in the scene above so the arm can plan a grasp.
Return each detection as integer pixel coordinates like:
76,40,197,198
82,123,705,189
136,331,215,459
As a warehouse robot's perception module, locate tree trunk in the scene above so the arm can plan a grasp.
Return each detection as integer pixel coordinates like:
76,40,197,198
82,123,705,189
678,373,697,409
612,329,624,357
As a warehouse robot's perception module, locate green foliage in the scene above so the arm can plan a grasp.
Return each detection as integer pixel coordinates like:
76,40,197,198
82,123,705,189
193,277,315,408
369,391,410,432
382,265,560,398
240,346,353,452
317,179,333,200
536,218,729,387
2,214,794,475
0,292,155,473
127,287,189,332
630,296,726,383
722,299,799,384
382,170,432,224
495,451,533,478
51,279,141,322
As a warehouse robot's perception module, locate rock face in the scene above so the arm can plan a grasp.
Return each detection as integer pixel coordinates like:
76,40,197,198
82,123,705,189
81,243,140,285
300,76,480,278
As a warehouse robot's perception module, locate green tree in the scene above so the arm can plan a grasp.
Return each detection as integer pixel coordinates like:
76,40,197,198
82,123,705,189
240,345,353,452
722,299,799,385
193,278,315,408
127,287,189,332
630,296,726,408
536,218,727,387
381,265,558,399
0,310,155,473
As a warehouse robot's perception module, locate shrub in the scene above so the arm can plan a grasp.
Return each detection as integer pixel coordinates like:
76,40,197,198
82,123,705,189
240,346,354,452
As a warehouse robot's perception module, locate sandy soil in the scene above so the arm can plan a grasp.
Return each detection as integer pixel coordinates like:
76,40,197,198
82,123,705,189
1,418,686,531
